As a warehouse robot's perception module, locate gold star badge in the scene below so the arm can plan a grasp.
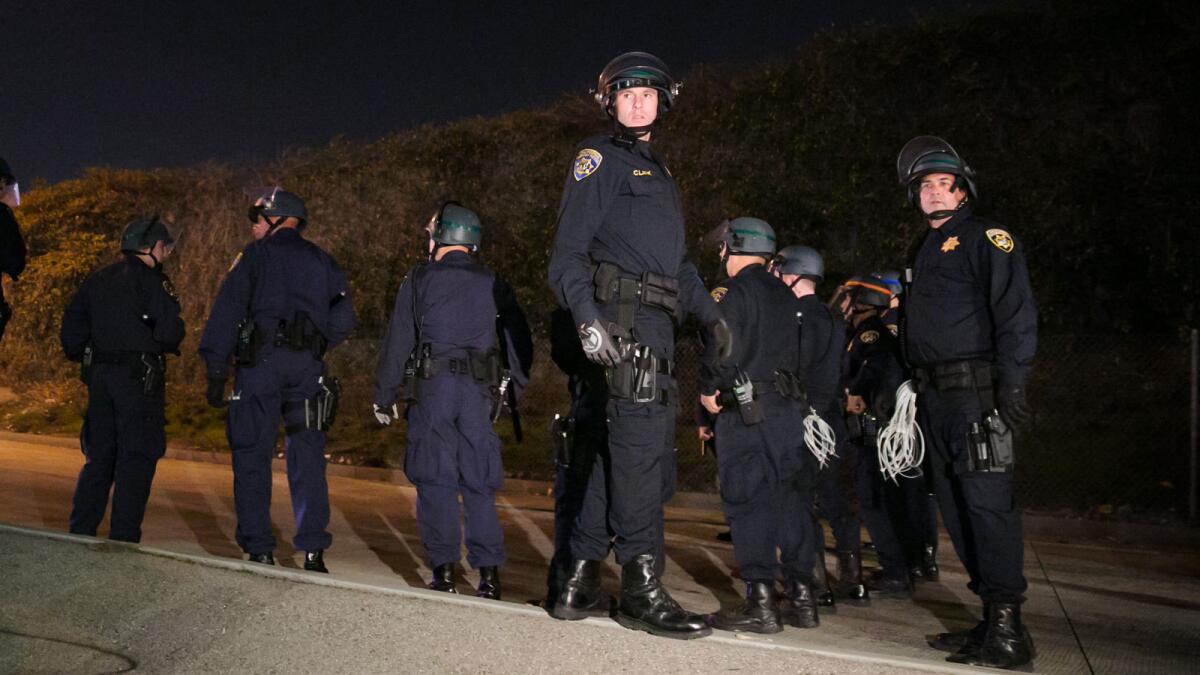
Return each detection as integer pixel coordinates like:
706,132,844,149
941,236,960,253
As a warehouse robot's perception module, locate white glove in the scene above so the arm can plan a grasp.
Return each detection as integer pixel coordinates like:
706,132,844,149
373,403,399,426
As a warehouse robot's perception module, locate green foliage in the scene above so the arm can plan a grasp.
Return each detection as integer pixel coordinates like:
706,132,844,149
2,0,1197,395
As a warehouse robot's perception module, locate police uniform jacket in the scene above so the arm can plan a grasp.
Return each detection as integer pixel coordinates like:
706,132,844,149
60,253,185,361
905,205,1037,388
374,251,532,409
547,134,719,359
795,294,843,415
198,228,355,380
700,264,799,396
845,314,905,418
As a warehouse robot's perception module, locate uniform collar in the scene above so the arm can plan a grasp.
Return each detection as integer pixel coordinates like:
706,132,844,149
931,203,974,237
269,227,302,241
437,250,472,263
734,262,766,278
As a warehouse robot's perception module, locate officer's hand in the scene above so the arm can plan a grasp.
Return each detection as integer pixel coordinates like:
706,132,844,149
998,386,1033,432
706,318,733,364
373,403,399,426
206,378,228,408
698,426,713,441
846,395,866,414
701,392,722,416
578,319,620,366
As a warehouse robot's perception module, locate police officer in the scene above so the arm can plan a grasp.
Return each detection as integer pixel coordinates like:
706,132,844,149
897,136,1037,669
841,275,916,599
769,244,846,623
547,51,730,640
199,188,355,573
700,219,817,633
60,216,184,542
0,156,27,343
373,202,531,599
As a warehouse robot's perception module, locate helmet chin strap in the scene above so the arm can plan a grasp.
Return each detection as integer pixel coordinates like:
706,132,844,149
924,198,967,222
611,118,653,147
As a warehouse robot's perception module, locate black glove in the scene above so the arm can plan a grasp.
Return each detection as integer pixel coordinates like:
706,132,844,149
206,377,228,408
577,318,621,367
997,386,1032,431
706,318,733,364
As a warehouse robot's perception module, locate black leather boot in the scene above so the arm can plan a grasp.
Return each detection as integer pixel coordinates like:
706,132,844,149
866,568,912,599
550,559,610,620
833,550,869,605
303,550,328,573
248,552,275,566
615,554,711,640
947,602,1034,669
928,617,987,653
476,566,501,600
428,563,458,593
812,546,836,611
921,543,940,581
781,577,820,628
708,581,783,634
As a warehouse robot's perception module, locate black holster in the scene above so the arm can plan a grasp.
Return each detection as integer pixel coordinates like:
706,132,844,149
141,353,165,398
961,412,1014,474
284,376,341,435
606,342,663,403
233,315,259,366
551,414,575,469
774,369,808,408
80,345,94,385
275,310,328,359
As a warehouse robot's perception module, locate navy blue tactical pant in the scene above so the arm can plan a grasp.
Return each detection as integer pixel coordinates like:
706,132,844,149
814,437,861,554
855,439,916,580
405,373,505,569
920,387,1026,602
227,348,331,555
569,390,676,567
70,363,166,543
715,395,813,583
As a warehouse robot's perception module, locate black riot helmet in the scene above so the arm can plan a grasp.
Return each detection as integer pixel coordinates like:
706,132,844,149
247,187,307,232
896,135,977,218
120,216,175,269
594,51,680,116
845,275,893,309
772,245,824,283
707,217,776,262
428,201,483,252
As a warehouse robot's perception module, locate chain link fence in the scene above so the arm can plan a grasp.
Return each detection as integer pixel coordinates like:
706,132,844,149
331,332,1195,519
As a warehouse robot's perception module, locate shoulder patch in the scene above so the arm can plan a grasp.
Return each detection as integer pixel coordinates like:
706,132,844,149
986,228,1014,253
710,287,728,303
228,252,243,272
859,330,879,344
162,278,178,301
573,148,603,181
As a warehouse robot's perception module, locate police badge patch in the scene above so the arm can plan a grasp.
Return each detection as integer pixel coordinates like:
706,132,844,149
711,287,728,303
986,228,1014,253
860,330,879,344
573,149,603,181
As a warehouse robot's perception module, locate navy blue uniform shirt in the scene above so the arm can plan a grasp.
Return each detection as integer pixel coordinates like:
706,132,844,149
844,314,905,417
700,264,799,395
198,228,355,379
547,134,719,359
374,251,531,408
61,253,185,360
904,205,1037,388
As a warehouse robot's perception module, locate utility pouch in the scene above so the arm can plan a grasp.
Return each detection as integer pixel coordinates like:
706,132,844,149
774,370,808,407
639,271,679,314
469,350,502,386
141,353,165,397
861,413,879,448
551,414,575,469
592,263,621,303
277,310,328,359
732,372,764,426
233,315,259,366
962,411,1014,473
80,345,94,385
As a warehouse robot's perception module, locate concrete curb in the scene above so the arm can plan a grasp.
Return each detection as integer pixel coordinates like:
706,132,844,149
0,521,990,674
3,429,1196,548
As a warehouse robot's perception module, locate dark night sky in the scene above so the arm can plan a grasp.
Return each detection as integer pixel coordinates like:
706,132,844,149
2,0,989,185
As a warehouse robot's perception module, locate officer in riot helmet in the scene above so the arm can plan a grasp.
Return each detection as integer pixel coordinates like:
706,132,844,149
769,245,863,610
0,156,27,343
373,202,532,599
896,136,1037,669
199,187,356,573
547,50,731,640
60,216,185,542
700,219,819,633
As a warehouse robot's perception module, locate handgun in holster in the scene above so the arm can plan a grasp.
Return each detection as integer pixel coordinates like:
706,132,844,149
141,353,165,397
550,413,575,469
963,410,1014,473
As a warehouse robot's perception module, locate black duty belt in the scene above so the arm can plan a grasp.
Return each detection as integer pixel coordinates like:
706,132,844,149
591,261,680,331
92,351,161,366
913,360,993,392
